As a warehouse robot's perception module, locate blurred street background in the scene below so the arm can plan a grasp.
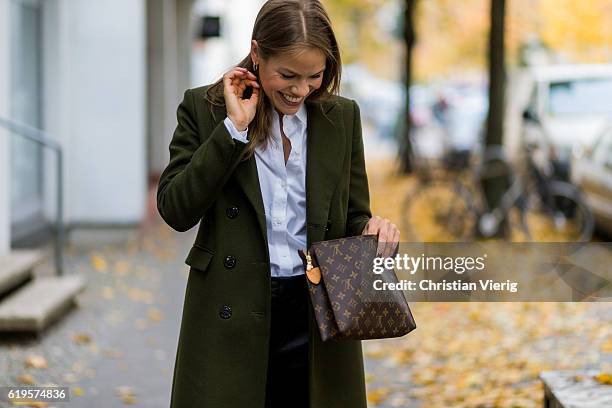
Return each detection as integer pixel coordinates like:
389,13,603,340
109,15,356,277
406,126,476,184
0,0,611,407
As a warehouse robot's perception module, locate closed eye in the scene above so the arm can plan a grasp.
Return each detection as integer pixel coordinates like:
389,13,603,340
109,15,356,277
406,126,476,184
280,73,323,79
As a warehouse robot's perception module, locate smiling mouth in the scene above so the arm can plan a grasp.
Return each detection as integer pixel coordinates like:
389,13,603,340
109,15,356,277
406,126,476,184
279,92,303,105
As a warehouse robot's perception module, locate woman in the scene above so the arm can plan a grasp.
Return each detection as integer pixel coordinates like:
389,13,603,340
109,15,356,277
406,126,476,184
157,1,399,407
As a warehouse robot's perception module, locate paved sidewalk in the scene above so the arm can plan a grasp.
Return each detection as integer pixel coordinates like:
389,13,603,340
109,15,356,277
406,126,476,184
0,223,196,407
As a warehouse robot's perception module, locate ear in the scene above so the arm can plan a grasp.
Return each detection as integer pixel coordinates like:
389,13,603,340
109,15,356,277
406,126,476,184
250,40,259,65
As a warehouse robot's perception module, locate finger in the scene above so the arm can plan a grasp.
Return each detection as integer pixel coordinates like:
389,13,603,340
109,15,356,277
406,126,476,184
244,79,260,88
367,218,385,255
227,71,246,87
232,74,256,94
384,222,398,258
390,227,400,258
378,222,391,257
250,85,260,102
223,72,234,88
363,217,378,236
224,73,243,95
234,77,250,96
225,69,246,82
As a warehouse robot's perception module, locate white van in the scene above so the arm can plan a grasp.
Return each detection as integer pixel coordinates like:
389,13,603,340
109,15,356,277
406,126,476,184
505,64,612,165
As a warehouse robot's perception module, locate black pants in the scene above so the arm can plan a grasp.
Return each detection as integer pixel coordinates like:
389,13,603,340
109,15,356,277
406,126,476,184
265,275,309,408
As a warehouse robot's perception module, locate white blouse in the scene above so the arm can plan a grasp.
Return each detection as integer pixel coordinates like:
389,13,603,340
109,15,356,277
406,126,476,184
223,105,308,277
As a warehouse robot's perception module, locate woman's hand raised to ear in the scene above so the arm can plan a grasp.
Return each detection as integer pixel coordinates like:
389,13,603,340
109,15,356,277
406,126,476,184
223,67,260,132
362,215,400,258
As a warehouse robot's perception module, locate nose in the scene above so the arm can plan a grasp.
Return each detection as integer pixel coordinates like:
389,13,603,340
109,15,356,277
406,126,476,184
291,80,309,98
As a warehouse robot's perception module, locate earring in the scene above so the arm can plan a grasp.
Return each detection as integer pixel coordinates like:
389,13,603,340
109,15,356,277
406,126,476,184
253,63,259,72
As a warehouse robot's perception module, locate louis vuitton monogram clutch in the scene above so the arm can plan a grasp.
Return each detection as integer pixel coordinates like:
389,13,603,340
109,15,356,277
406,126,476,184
298,235,416,342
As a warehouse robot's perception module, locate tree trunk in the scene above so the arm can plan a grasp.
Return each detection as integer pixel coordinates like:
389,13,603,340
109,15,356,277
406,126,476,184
483,0,508,236
399,0,417,174
486,0,505,147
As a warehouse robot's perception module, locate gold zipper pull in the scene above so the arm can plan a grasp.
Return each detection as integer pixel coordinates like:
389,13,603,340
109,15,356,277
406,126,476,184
305,250,313,271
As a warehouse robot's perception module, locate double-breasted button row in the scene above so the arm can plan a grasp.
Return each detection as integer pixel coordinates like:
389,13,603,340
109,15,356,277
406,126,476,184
224,255,236,269
226,206,239,219
219,305,232,319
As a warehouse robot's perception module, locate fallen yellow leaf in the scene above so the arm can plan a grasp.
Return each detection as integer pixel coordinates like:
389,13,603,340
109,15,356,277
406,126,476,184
24,355,47,369
16,374,35,384
116,386,137,405
593,372,612,385
148,307,163,322
72,332,92,345
367,387,390,404
91,254,108,272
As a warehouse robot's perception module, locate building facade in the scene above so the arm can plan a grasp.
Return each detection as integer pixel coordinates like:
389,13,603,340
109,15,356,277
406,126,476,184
0,0,263,256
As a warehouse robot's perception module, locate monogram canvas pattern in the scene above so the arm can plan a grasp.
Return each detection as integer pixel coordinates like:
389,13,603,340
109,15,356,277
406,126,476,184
302,235,416,342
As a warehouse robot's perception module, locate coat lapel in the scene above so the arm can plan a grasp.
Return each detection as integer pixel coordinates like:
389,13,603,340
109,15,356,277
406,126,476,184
234,157,268,244
210,103,268,246
305,98,345,247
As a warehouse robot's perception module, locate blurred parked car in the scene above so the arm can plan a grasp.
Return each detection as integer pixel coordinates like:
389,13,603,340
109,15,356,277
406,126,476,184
571,124,612,235
515,64,612,166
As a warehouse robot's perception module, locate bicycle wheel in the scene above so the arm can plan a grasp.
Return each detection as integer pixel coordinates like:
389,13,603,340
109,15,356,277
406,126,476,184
523,180,594,242
401,181,476,242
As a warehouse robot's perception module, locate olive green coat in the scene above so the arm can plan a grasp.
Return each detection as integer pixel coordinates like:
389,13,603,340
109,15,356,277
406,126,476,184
157,85,372,408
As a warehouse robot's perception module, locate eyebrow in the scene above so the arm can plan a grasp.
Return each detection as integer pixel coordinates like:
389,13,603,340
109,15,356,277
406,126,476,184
280,67,326,76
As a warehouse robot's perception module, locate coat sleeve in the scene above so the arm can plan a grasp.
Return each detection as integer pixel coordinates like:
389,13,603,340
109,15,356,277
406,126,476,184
157,89,248,232
345,100,372,236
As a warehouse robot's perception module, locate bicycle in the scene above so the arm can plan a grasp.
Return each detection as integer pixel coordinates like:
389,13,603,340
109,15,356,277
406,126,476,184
401,140,594,242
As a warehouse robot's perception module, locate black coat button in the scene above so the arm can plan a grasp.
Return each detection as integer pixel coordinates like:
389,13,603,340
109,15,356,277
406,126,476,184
224,255,236,269
226,206,239,219
219,305,232,319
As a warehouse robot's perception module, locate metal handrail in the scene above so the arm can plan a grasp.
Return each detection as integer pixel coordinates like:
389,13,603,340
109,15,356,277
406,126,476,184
0,116,64,275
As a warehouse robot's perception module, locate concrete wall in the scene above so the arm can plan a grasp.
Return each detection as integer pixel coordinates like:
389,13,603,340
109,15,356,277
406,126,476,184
0,0,10,253
147,0,197,177
43,0,147,225
148,0,180,177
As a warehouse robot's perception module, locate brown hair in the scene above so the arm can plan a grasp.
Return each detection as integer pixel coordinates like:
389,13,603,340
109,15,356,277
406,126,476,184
205,0,342,160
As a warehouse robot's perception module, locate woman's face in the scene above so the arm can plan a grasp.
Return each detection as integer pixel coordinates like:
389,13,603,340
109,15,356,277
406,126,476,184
252,43,326,116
